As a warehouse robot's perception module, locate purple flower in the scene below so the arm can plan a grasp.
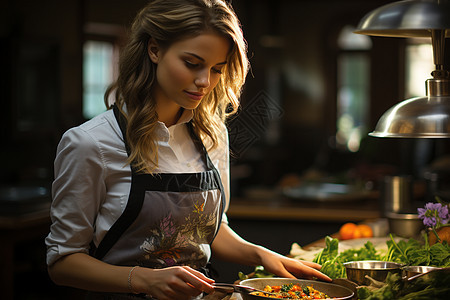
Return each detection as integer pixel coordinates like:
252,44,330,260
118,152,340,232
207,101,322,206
438,205,449,223
425,202,442,211
418,207,427,219
418,202,450,228
423,216,437,227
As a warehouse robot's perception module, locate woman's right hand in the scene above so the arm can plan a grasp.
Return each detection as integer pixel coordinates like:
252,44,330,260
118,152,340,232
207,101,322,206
132,265,215,300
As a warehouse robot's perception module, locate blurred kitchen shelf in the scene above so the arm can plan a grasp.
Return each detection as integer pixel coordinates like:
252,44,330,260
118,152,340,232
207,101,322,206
227,197,380,222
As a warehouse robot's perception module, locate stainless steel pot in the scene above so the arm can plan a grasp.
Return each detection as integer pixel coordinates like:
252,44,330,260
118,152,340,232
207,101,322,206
385,211,424,238
343,261,403,286
402,265,443,279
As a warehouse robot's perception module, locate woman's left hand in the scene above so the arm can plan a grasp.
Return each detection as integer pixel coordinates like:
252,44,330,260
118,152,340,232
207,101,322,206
212,224,332,282
258,249,332,282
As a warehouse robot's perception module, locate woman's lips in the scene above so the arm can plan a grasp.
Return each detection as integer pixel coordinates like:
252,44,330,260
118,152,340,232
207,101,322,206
184,91,204,101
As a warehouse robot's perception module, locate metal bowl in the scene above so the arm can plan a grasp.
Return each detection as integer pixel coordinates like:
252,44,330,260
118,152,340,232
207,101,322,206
239,278,354,300
402,266,442,279
343,260,403,286
385,212,424,238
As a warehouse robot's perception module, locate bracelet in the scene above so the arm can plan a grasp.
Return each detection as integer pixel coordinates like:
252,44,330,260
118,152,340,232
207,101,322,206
128,266,139,294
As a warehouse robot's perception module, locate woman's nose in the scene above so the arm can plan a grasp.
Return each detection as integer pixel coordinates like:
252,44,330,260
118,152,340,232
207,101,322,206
195,70,210,88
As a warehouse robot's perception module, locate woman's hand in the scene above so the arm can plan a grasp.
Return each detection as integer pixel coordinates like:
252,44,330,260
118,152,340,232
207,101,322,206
212,224,331,282
48,253,215,298
132,265,215,300
258,250,332,282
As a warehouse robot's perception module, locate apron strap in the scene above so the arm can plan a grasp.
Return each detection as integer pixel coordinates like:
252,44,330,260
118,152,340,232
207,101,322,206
186,122,216,170
186,123,227,242
92,176,145,260
93,105,144,260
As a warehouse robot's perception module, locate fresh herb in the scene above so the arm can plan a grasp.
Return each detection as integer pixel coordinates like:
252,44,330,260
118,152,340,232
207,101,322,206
312,233,449,280
240,229,449,295
313,236,344,279
281,283,293,293
357,272,402,300
357,269,450,300
302,286,310,296
386,233,450,267
430,242,450,267
313,236,382,279
238,271,248,280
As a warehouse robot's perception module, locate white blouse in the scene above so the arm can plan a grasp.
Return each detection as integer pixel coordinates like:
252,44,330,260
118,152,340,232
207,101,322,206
45,109,230,266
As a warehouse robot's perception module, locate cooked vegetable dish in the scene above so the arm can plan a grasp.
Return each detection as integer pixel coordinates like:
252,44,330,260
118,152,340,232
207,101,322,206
250,283,331,299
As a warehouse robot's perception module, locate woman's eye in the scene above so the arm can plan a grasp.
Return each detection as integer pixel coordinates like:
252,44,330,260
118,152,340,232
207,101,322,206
185,59,223,74
184,60,199,68
212,67,223,74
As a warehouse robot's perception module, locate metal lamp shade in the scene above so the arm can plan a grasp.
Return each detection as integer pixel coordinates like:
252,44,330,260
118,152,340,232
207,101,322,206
354,0,450,38
369,94,450,138
355,0,450,138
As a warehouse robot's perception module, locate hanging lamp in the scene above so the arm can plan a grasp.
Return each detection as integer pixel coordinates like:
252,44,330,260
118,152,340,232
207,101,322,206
355,0,450,138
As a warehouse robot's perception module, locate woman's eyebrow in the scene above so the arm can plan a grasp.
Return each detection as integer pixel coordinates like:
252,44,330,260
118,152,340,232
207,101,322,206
184,52,227,65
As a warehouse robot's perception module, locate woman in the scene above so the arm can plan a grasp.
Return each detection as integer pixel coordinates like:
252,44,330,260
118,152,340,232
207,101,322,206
45,0,331,299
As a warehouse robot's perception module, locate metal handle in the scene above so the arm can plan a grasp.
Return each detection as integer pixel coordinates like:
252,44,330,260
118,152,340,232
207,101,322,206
213,283,276,296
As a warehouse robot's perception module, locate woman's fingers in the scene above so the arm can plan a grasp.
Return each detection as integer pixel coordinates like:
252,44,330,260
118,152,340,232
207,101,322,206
144,266,215,299
299,265,332,282
178,266,215,294
294,260,332,281
288,261,331,282
299,260,323,270
184,266,216,285
261,253,332,283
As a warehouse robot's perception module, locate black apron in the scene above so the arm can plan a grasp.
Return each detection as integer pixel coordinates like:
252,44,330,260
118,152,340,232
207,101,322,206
88,105,226,299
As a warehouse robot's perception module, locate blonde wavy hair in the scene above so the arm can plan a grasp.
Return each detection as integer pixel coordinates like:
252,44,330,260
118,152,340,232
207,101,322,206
105,0,248,174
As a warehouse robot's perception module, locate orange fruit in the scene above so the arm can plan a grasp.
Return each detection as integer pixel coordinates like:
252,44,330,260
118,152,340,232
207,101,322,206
353,226,362,239
357,224,373,238
339,222,358,240
339,223,374,240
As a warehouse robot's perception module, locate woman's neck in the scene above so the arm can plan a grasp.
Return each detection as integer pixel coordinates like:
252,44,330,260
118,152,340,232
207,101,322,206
157,103,183,127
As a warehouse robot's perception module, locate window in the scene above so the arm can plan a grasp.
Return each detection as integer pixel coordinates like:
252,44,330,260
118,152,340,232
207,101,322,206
335,25,372,152
83,40,115,119
405,39,434,98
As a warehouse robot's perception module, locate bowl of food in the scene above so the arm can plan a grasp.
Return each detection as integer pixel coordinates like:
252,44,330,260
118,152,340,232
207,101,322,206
343,260,403,286
402,266,442,279
238,277,354,299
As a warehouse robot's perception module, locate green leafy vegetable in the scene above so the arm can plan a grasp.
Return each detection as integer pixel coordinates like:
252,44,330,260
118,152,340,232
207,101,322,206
240,232,449,300
386,233,450,267
302,286,310,296
313,236,382,279
430,242,450,267
281,283,293,293
313,234,449,279
238,271,248,280
357,273,402,299
358,269,450,300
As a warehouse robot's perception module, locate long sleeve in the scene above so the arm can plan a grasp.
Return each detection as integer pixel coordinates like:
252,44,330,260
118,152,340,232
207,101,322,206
46,126,107,266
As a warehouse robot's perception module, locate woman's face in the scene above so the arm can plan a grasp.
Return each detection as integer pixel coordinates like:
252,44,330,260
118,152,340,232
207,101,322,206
148,32,230,112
